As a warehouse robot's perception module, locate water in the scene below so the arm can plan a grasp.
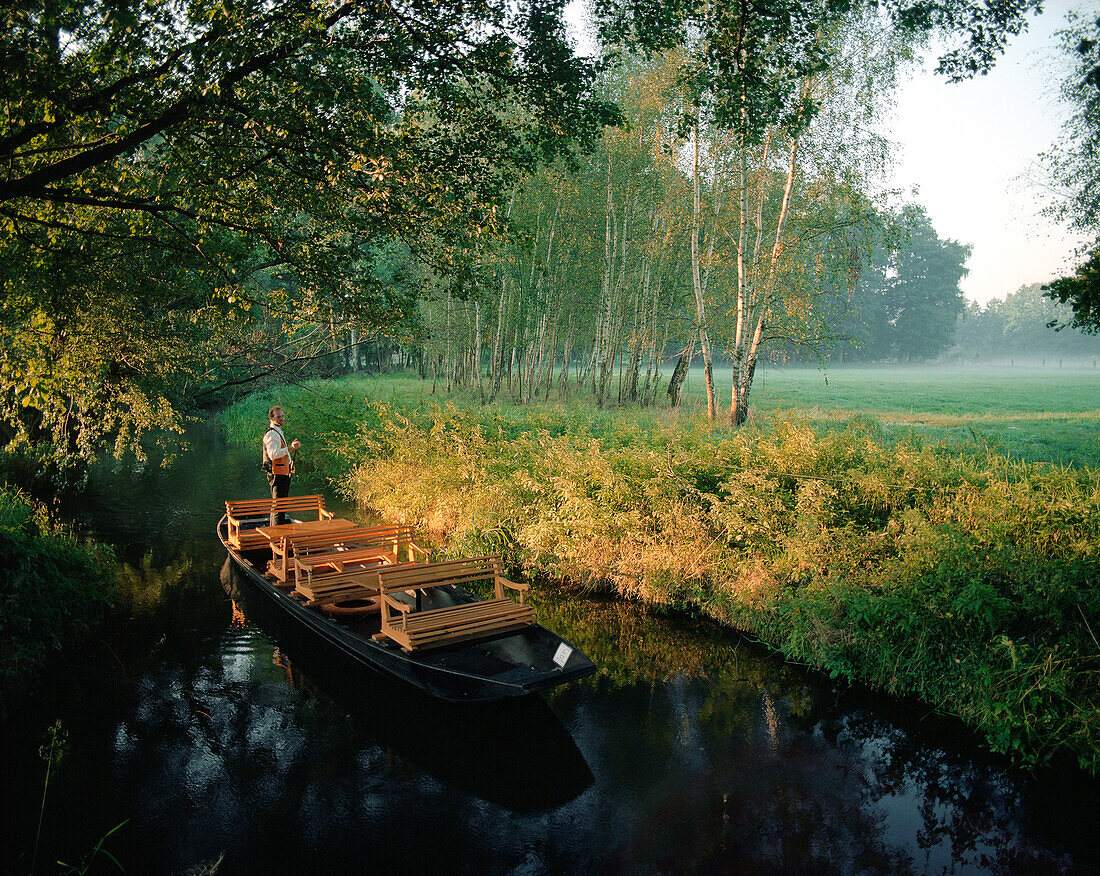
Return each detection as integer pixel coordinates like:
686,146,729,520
2,423,1097,874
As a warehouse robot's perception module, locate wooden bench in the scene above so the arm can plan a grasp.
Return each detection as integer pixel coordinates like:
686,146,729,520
293,560,423,607
225,495,333,550
375,556,534,652
266,524,373,583
292,524,428,585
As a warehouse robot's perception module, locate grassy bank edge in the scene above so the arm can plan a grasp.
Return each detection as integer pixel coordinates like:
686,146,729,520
222,378,1100,775
0,485,116,711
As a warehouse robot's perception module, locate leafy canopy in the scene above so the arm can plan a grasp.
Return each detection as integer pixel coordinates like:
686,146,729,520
592,0,1043,141
0,0,617,458
1042,12,1100,333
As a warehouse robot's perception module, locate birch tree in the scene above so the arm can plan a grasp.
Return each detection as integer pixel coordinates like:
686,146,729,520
596,0,1043,423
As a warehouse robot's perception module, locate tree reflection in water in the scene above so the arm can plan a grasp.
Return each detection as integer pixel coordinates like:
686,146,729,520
535,590,1092,874
125,567,1091,873
4,421,1094,873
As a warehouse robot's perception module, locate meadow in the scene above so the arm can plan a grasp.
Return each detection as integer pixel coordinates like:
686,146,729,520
222,365,1100,774
685,364,1100,468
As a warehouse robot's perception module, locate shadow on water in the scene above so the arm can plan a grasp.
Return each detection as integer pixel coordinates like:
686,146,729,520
220,557,594,814
3,417,1099,874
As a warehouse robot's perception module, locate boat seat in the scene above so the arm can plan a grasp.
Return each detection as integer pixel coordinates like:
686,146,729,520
225,495,333,550
294,546,398,580
295,564,393,607
266,524,377,582
375,556,534,652
276,524,427,585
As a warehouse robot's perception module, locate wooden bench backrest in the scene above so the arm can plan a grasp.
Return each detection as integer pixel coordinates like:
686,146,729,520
282,527,375,553
292,524,417,557
225,495,330,519
376,556,500,594
225,495,333,550
376,556,533,651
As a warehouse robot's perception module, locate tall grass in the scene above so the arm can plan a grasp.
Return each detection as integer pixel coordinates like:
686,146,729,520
0,487,116,708
221,376,1100,773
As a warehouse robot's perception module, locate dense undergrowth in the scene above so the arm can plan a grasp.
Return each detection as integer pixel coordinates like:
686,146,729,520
222,378,1100,774
0,486,115,708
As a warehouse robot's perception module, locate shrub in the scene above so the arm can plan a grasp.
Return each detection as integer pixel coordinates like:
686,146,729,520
222,379,1100,773
0,486,116,707
343,403,1100,772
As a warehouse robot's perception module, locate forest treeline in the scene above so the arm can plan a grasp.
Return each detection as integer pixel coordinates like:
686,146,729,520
1,0,1060,465
953,283,1100,363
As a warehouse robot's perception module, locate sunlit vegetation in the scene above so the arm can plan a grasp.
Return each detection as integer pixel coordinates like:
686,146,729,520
223,374,1100,772
713,364,1100,468
0,0,615,464
4,0,1080,784
0,487,115,707
1,0,1050,467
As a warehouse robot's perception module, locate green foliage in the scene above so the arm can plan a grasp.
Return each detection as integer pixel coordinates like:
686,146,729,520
1042,10,1100,237
1045,246,1100,335
225,375,1099,773
0,487,116,705
1041,11,1100,331
220,376,428,484
845,204,969,361
57,819,130,875
957,282,1100,355
1,0,616,460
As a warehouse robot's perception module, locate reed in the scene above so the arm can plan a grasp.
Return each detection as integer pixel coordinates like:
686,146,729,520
221,377,1100,773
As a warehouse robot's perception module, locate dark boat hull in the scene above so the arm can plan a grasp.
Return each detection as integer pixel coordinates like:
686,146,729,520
218,516,596,702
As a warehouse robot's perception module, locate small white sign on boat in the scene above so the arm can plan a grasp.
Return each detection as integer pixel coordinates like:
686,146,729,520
553,643,573,667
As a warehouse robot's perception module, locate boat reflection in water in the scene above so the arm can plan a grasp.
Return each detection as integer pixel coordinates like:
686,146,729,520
220,558,594,813
9,421,1094,875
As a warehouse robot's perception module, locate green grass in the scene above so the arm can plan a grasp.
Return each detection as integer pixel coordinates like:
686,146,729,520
748,364,1100,415
222,365,1100,469
676,365,1100,468
220,371,1100,774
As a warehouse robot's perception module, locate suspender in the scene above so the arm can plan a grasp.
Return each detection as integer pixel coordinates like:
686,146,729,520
263,426,291,476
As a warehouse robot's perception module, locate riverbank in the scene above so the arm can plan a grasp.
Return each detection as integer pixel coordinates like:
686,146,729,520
223,377,1100,774
0,486,116,709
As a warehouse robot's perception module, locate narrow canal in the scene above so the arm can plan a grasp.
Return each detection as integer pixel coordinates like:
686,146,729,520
2,422,1097,874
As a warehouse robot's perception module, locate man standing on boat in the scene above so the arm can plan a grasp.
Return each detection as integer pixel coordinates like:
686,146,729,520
262,406,300,525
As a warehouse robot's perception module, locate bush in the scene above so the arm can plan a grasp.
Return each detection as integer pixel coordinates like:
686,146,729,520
222,379,1100,773
0,486,116,706
345,403,1100,773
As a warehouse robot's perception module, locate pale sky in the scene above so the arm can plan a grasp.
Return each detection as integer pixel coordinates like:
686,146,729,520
564,0,1098,307
887,0,1099,305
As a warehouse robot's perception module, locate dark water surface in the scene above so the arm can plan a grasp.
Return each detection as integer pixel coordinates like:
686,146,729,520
2,424,1098,875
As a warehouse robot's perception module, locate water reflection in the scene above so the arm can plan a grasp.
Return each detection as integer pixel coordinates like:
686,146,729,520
1,419,1097,874
221,558,595,814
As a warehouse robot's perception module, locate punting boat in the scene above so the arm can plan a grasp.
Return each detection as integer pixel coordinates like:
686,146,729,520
221,557,595,810
218,494,596,702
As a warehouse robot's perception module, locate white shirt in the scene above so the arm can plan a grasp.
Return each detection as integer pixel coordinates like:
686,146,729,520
263,424,290,464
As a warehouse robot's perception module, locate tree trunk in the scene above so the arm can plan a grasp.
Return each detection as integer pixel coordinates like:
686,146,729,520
666,339,695,409
474,299,483,400
691,122,716,420
595,155,616,406
558,325,574,398
732,127,799,426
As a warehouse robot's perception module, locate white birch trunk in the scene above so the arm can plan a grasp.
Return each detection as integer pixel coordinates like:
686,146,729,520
691,121,717,420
